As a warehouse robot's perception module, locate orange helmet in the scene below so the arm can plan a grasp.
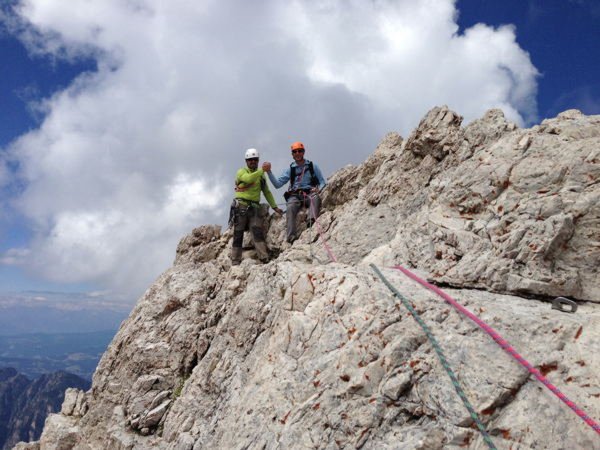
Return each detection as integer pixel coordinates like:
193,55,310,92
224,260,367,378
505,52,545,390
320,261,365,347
290,141,305,151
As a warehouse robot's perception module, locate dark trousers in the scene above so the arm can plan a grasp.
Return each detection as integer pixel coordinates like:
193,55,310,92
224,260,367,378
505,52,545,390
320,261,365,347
231,201,268,262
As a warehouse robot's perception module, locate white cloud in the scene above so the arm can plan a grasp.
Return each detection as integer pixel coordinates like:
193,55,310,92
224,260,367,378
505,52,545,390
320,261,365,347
0,248,31,265
2,0,539,298
284,0,538,128
0,156,9,189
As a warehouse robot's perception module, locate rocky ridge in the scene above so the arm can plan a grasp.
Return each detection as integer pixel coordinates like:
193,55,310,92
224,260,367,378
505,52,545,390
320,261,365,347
17,107,600,449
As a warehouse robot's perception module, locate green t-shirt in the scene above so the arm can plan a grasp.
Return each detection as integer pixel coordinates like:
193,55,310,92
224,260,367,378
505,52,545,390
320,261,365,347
234,167,277,208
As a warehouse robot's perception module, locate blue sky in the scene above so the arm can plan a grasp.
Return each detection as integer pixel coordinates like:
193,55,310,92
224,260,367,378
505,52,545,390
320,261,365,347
0,0,598,301
457,0,600,118
0,22,94,292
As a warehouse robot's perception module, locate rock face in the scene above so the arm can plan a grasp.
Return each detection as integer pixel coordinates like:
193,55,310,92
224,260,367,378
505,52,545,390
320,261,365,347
19,107,600,450
0,369,89,450
327,106,599,302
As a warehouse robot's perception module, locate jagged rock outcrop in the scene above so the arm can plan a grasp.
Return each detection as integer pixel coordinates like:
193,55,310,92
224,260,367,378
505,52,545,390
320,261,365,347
0,369,89,450
19,107,600,450
323,106,599,301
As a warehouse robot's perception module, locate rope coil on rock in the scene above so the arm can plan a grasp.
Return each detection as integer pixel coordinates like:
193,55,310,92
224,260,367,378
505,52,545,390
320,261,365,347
392,264,600,437
371,264,497,450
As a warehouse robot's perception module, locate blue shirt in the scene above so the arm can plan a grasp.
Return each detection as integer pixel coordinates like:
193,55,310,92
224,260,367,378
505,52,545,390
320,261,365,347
268,159,327,191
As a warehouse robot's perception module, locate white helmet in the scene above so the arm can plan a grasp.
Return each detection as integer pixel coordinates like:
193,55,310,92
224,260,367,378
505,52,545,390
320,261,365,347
245,148,259,159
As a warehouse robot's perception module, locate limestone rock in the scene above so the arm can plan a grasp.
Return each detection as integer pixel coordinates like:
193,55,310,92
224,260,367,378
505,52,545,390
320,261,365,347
19,107,600,450
175,225,225,265
405,105,464,161
329,106,600,302
60,388,88,418
12,443,39,450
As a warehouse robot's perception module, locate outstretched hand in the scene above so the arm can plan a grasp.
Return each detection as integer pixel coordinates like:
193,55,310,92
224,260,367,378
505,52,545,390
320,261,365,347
262,162,272,172
274,207,283,215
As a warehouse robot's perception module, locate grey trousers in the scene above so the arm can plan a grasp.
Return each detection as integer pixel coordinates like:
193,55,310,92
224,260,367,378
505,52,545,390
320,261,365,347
286,192,321,241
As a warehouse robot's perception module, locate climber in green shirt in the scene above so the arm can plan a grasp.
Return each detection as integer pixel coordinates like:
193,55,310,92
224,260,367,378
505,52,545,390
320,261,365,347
230,148,283,265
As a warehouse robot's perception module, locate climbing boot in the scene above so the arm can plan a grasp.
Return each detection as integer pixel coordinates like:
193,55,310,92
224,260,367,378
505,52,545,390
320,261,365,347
231,247,243,265
254,241,270,263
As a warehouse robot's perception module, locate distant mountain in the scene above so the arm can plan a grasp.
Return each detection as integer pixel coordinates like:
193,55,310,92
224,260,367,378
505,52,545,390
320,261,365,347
0,368,90,450
0,369,29,450
0,330,116,380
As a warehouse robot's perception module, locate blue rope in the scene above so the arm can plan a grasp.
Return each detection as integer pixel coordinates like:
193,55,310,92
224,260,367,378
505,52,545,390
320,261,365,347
371,264,497,450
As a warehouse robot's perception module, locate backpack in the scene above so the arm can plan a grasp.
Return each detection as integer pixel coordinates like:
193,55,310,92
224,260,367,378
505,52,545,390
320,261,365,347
289,161,319,191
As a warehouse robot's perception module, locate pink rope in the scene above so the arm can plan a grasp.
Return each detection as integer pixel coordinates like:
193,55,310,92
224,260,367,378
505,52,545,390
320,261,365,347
305,192,337,263
392,265,600,436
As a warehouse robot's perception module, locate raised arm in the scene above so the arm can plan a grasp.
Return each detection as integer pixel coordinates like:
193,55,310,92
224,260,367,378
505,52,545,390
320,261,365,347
264,165,291,189
236,168,265,186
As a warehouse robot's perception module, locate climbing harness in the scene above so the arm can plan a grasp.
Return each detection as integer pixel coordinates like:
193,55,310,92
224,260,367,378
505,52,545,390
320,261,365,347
284,163,308,202
371,264,497,450
288,161,319,191
284,160,320,202
552,297,578,314
392,264,600,437
229,199,260,228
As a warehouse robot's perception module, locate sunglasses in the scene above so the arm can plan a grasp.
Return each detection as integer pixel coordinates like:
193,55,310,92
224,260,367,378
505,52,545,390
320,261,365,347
246,158,259,162
291,150,304,154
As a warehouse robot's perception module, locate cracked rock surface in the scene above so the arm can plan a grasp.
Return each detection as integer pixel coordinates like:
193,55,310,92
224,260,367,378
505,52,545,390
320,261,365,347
18,107,600,450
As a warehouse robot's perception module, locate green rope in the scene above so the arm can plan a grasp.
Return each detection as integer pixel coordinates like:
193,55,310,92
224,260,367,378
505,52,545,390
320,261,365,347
371,264,497,450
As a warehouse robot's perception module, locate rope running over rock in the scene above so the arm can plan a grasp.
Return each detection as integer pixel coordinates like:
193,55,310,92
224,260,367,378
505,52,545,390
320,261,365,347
392,264,600,437
371,264,497,450
299,197,600,440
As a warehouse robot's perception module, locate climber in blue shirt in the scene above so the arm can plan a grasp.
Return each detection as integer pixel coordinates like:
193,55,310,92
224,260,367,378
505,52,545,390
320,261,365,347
262,141,327,243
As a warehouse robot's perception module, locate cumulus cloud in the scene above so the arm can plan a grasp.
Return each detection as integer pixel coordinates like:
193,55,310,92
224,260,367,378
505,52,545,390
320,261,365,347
0,156,9,189
1,0,539,298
